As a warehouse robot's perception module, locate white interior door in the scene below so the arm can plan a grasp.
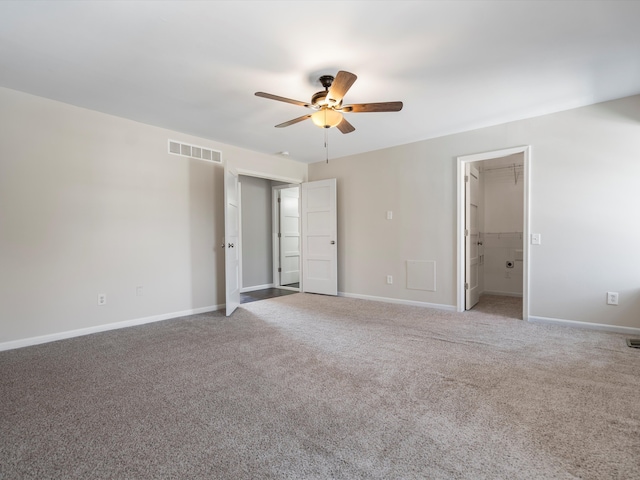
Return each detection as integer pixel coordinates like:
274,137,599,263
465,164,480,309
279,186,300,286
224,167,240,315
301,179,337,296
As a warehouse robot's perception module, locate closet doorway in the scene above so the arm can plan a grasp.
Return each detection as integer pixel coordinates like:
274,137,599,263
457,146,531,320
238,175,295,295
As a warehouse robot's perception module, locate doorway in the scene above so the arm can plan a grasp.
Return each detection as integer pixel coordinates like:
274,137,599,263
225,168,338,315
456,146,531,320
238,175,290,295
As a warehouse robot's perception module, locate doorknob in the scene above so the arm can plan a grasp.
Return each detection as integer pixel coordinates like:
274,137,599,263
228,243,234,248
221,243,225,248
330,240,335,245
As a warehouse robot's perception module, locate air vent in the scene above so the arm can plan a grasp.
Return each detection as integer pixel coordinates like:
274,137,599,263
627,338,640,348
168,140,222,164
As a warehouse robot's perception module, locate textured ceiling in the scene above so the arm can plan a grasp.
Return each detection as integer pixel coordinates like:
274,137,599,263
1,1,639,164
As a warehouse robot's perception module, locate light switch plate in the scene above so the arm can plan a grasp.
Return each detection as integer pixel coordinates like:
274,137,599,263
531,233,541,245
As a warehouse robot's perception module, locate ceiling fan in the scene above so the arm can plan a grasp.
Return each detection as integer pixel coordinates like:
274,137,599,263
255,71,403,134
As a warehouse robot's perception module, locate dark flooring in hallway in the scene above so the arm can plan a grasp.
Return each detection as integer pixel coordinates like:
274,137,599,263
240,288,299,304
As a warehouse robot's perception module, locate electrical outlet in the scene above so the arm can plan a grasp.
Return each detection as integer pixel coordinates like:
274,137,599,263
607,292,619,305
97,293,107,306
386,275,393,285
386,211,393,220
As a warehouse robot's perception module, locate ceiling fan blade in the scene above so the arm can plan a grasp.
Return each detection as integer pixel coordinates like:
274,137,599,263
327,71,357,104
255,92,313,108
275,114,312,128
342,101,403,113
336,117,355,134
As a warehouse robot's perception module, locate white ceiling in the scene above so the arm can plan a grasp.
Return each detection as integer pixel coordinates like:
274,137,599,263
1,1,639,164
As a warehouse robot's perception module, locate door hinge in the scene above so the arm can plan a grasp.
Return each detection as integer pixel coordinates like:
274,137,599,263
278,267,281,273
465,229,469,237
465,283,469,290
465,175,469,183
278,233,281,238
277,197,281,203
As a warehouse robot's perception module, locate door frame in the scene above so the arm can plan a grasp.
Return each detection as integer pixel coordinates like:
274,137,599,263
235,168,304,293
456,145,531,320
237,181,243,294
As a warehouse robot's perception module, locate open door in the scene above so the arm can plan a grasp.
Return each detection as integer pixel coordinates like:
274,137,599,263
224,167,240,315
279,186,301,287
465,164,480,309
301,179,337,296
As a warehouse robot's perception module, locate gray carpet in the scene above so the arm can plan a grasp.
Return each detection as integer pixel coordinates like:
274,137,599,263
1,293,639,479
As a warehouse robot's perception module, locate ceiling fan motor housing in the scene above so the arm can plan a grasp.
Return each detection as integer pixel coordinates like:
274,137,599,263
312,75,341,107
319,75,334,89
311,90,328,107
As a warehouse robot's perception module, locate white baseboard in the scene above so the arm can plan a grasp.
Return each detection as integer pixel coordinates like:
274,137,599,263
0,304,224,352
240,283,274,293
528,315,640,335
482,290,523,298
338,291,456,311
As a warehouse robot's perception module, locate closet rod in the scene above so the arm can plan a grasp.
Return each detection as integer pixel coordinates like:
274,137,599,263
483,231,523,237
483,164,524,173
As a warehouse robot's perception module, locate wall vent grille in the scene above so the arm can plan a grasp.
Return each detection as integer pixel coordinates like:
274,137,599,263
168,140,222,164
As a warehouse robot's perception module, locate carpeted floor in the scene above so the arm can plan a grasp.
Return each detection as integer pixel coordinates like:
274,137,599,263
1,293,639,479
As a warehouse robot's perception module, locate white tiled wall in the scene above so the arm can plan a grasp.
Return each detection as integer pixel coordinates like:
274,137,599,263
483,232,523,296
481,160,524,297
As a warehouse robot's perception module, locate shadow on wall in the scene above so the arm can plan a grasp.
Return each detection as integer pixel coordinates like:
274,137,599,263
593,93,640,124
189,160,225,310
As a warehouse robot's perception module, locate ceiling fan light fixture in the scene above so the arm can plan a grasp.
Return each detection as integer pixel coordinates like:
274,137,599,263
256,70,402,134
311,108,343,128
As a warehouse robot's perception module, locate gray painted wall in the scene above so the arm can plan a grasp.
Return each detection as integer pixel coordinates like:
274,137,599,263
3,82,639,347
309,94,640,330
239,175,275,288
0,86,307,347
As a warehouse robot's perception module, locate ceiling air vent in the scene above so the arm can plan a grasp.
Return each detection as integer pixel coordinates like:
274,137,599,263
168,140,222,164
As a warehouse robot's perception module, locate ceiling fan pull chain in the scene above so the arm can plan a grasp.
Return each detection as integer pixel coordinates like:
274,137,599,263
325,127,329,163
